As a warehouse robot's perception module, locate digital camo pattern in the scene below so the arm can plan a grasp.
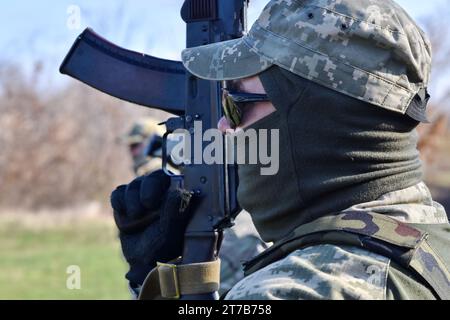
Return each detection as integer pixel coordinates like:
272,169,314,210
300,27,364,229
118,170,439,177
182,38,272,81
343,182,449,224
409,241,450,300
219,211,270,295
182,0,431,115
225,183,450,300
225,244,390,300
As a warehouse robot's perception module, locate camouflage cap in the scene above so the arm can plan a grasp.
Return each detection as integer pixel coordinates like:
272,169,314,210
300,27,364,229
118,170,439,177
181,0,432,121
125,118,164,145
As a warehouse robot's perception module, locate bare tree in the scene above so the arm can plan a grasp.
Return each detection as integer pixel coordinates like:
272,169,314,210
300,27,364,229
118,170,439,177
0,60,167,210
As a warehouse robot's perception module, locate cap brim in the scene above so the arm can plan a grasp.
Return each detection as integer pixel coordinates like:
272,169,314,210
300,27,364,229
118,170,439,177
181,37,273,81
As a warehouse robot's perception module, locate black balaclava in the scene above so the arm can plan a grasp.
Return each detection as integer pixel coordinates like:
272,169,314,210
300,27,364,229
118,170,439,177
237,66,423,243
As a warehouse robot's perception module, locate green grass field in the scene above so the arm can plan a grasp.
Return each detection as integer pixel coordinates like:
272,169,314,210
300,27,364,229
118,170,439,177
0,213,130,300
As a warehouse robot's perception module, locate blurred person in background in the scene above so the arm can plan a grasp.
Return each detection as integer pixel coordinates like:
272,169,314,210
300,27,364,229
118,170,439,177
125,118,165,177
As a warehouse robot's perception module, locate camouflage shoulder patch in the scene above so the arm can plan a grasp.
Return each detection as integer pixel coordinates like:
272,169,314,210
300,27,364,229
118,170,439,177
225,244,390,300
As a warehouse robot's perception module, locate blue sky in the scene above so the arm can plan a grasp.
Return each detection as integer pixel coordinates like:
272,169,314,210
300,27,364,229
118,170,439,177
0,0,447,91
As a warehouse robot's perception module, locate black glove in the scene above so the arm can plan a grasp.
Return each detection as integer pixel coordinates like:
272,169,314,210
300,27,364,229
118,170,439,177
110,170,193,287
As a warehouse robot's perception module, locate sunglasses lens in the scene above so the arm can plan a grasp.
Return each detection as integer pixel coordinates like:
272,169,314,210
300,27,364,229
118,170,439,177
222,92,241,128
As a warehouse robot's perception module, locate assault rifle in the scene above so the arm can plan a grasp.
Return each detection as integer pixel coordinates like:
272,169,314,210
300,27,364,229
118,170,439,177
60,0,249,300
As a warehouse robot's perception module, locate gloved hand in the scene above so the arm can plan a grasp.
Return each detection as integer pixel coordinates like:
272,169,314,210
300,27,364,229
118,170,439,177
110,170,193,287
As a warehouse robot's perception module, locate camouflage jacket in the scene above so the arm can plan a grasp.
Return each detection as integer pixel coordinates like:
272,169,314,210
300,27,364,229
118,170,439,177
225,182,450,300
219,211,270,295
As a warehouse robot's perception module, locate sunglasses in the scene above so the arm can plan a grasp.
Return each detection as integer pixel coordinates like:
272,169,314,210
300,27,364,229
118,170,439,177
222,89,270,129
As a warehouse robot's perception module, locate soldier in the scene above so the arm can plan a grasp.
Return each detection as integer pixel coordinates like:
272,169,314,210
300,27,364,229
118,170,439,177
125,118,165,176
112,0,450,299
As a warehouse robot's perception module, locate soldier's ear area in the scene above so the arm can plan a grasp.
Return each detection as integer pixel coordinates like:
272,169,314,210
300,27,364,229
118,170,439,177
258,66,311,113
